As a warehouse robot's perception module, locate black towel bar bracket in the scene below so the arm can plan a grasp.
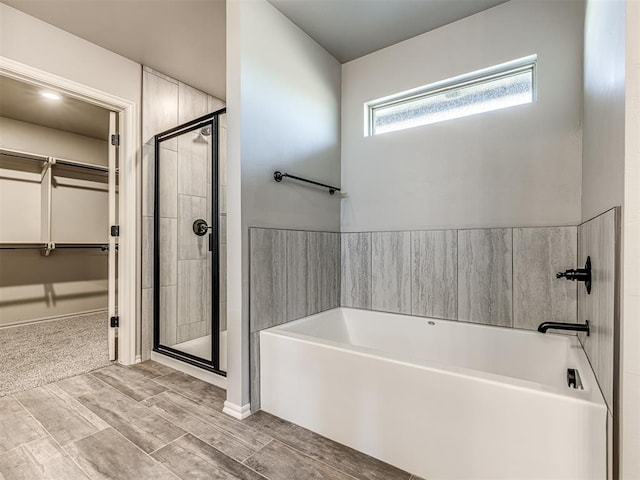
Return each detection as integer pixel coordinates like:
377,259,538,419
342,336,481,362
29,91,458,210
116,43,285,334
274,171,341,195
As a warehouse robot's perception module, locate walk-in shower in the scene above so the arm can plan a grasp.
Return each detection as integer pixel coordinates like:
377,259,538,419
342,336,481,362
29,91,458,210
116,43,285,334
153,109,226,375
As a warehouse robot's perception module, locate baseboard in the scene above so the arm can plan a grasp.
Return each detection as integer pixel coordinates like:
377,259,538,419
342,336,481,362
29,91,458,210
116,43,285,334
223,401,252,420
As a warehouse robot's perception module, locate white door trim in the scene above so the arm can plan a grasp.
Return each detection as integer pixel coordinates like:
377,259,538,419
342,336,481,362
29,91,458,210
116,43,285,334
0,56,140,365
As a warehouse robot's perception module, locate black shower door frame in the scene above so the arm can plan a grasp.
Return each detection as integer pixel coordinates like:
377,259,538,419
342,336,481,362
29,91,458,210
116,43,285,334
152,109,226,376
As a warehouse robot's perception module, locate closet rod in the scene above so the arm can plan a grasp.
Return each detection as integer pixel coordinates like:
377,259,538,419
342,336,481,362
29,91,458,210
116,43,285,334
0,149,48,164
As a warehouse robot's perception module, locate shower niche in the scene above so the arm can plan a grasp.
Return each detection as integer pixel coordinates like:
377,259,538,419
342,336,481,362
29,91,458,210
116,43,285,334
153,110,226,375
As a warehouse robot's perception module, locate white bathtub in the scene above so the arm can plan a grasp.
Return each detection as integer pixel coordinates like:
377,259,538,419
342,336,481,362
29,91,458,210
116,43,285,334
260,307,607,480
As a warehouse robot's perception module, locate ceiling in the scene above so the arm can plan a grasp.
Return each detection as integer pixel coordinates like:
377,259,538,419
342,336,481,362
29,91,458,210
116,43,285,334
267,0,510,63
2,0,227,100
0,76,110,140
2,0,508,99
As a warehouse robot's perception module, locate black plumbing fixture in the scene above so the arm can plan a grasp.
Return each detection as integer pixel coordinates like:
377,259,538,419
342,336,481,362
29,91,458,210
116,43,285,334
537,320,590,336
556,256,591,294
274,171,341,195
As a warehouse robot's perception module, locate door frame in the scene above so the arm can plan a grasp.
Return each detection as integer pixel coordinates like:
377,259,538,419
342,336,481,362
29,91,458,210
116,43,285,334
0,56,139,365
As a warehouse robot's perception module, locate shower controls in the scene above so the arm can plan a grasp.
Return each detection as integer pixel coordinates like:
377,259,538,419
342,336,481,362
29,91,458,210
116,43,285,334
556,256,591,294
192,218,212,236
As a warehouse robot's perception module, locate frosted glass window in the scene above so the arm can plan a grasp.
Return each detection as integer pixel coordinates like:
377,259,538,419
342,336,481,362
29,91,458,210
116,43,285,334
368,57,536,136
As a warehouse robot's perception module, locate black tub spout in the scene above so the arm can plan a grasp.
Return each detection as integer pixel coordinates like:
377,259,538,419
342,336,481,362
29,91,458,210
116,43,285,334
538,320,590,336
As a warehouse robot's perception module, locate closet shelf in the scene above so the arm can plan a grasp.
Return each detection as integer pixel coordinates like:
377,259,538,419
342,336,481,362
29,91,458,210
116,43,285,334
0,147,109,174
0,241,109,251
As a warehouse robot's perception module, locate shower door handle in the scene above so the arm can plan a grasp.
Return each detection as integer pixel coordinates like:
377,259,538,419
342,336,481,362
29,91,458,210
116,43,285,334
193,218,213,236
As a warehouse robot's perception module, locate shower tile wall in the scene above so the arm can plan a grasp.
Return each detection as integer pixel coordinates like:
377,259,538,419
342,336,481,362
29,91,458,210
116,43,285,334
341,226,578,330
578,208,620,412
249,228,340,411
141,66,227,360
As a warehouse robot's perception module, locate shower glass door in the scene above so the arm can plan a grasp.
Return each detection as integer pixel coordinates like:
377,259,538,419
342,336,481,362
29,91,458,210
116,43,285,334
153,111,225,375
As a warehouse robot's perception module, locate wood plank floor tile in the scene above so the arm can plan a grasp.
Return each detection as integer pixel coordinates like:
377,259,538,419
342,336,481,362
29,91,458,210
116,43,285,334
91,365,167,401
0,397,47,453
244,440,353,480
128,361,177,379
145,390,271,450
244,411,410,480
152,434,266,480
65,428,178,480
15,387,107,446
0,437,89,480
142,392,257,462
75,385,185,454
152,372,226,410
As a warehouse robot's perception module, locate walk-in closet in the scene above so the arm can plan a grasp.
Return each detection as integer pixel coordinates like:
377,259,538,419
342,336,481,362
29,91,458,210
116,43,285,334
0,75,118,394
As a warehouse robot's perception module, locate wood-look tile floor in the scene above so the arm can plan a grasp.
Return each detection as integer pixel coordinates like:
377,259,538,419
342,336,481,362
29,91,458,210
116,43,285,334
0,361,422,480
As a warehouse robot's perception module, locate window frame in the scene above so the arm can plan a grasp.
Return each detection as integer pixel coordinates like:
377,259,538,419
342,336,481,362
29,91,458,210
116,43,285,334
365,55,538,136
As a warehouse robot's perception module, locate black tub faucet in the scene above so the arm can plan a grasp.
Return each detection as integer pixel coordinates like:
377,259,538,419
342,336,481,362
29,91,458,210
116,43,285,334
538,320,590,336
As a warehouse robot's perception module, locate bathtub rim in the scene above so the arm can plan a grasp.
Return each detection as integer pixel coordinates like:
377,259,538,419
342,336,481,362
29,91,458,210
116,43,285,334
261,307,606,409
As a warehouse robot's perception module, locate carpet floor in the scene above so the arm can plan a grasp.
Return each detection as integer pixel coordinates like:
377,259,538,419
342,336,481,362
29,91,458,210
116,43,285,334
0,312,111,396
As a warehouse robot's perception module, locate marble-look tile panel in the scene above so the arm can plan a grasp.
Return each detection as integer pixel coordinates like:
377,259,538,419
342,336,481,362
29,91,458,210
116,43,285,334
143,70,178,149
152,434,265,480
160,285,177,347
244,411,410,480
141,288,153,361
250,332,261,412
142,217,154,290
578,208,618,412
458,229,513,327
91,365,167,402
177,195,208,260
142,143,155,218
159,147,178,218
341,232,372,309
0,397,48,452
411,230,457,320
65,428,178,480
177,260,208,327
219,124,227,187
308,232,340,315
371,232,411,314
178,82,209,124
15,387,106,446
0,437,89,480
176,321,208,345
286,230,309,321
249,228,287,332
513,227,578,331
160,218,177,286
219,244,227,306
177,134,208,198
209,97,226,113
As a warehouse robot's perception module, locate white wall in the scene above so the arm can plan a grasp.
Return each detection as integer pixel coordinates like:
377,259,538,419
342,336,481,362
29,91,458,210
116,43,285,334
622,1,640,478
225,0,341,412
341,0,584,232
582,0,626,222
0,3,141,106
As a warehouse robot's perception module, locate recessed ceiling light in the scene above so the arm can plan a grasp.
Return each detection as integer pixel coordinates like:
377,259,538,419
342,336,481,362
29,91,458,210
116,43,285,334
41,91,61,100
